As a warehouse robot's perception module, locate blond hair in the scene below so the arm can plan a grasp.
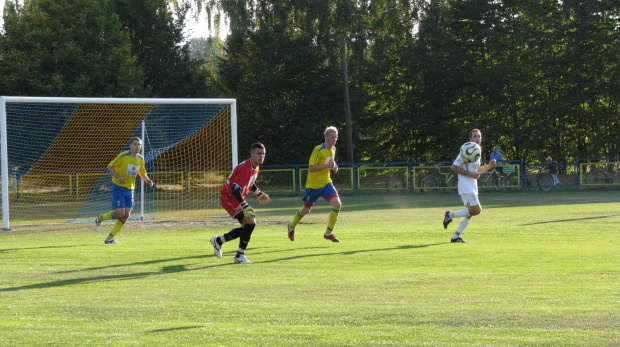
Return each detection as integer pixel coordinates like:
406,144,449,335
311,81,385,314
324,126,338,136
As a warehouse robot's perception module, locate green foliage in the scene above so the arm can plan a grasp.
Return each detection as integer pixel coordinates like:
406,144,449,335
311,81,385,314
1,0,618,163
217,3,347,164
187,36,225,74
111,0,217,97
208,0,619,164
0,0,217,98
0,0,144,96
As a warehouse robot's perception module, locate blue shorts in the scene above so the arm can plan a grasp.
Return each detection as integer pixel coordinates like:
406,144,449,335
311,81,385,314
302,183,338,207
111,183,134,210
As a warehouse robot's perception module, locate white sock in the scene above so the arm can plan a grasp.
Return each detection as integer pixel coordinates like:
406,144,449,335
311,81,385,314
456,217,470,234
453,209,470,218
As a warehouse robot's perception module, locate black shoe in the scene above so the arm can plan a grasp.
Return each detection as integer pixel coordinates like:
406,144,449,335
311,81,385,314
451,237,466,243
443,211,452,229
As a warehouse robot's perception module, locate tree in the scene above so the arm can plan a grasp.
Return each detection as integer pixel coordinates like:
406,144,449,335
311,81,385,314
214,0,354,163
111,0,216,97
187,36,225,74
0,0,144,97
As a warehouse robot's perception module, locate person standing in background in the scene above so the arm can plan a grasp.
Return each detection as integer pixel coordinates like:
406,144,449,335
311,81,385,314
546,156,560,186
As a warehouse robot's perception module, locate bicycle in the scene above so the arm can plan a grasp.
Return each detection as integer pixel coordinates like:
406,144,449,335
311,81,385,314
523,167,554,192
584,167,620,190
385,174,407,192
418,165,458,193
477,167,518,192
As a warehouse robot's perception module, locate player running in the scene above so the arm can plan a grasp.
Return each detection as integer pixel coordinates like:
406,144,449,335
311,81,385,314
209,143,270,264
93,137,154,244
287,126,342,242
442,129,496,243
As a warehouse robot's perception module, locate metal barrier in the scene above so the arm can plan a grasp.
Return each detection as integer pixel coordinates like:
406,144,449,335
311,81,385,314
578,159,620,190
357,164,409,192
7,160,617,199
258,159,619,193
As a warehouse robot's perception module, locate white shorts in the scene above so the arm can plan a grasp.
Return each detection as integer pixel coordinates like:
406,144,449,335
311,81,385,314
460,192,480,207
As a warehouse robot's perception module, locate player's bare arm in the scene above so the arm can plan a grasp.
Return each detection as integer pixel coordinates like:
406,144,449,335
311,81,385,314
451,164,480,179
141,174,154,187
251,184,270,204
308,161,335,172
478,159,497,174
107,166,126,184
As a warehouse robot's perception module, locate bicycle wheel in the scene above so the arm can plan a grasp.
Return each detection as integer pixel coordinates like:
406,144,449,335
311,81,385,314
585,169,608,190
613,172,620,190
420,175,439,193
446,174,458,192
386,175,406,192
537,173,554,191
493,174,507,192
504,173,519,191
477,173,490,189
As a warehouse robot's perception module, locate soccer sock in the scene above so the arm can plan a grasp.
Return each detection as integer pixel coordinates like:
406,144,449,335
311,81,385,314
290,210,304,229
109,220,125,237
455,217,470,234
100,211,114,221
453,208,471,218
222,227,243,243
326,208,340,233
238,224,256,252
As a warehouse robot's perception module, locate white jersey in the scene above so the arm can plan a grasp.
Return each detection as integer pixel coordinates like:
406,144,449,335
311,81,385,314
453,153,479,195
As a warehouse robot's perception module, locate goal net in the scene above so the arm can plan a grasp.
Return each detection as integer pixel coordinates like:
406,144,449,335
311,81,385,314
0,97,237,229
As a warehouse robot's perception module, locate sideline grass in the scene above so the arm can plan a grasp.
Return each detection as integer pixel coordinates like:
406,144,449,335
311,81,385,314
1,190,619,346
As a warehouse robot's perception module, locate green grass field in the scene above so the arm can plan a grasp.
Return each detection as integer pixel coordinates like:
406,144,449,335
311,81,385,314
1,190,619,346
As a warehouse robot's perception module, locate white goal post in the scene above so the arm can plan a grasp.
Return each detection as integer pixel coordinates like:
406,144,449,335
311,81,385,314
0,97,238,229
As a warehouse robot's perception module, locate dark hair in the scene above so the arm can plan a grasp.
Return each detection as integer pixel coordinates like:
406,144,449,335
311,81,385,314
469,129,481,138
250,142,265,151
129,137,142,145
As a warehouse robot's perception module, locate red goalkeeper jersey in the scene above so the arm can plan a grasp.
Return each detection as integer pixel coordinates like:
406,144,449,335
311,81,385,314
220,158,259,201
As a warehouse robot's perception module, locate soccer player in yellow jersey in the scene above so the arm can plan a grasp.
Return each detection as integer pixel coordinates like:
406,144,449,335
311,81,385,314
93,137,154,244
287,126,342,242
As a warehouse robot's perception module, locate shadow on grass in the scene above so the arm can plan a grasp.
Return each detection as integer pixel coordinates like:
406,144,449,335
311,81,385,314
55,246,329,274
519,215,614,226
1,243,446,292
0,260,235,292
57,254,211,274
257,242,447,264
148,326,203,333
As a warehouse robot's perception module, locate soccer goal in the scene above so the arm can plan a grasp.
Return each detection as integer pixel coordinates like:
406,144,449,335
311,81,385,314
0,97,238,229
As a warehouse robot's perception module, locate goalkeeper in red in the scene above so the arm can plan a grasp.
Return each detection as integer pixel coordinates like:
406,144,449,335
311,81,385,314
210,143,270,264
93,137,154,244
287,126,342,242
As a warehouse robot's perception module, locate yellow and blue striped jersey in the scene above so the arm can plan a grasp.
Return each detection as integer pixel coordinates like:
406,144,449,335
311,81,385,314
306,144,336,189
108,150,147,190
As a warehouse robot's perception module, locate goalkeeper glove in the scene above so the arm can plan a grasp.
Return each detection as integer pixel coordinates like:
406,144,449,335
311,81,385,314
256,192,270,205
240,201,255,219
